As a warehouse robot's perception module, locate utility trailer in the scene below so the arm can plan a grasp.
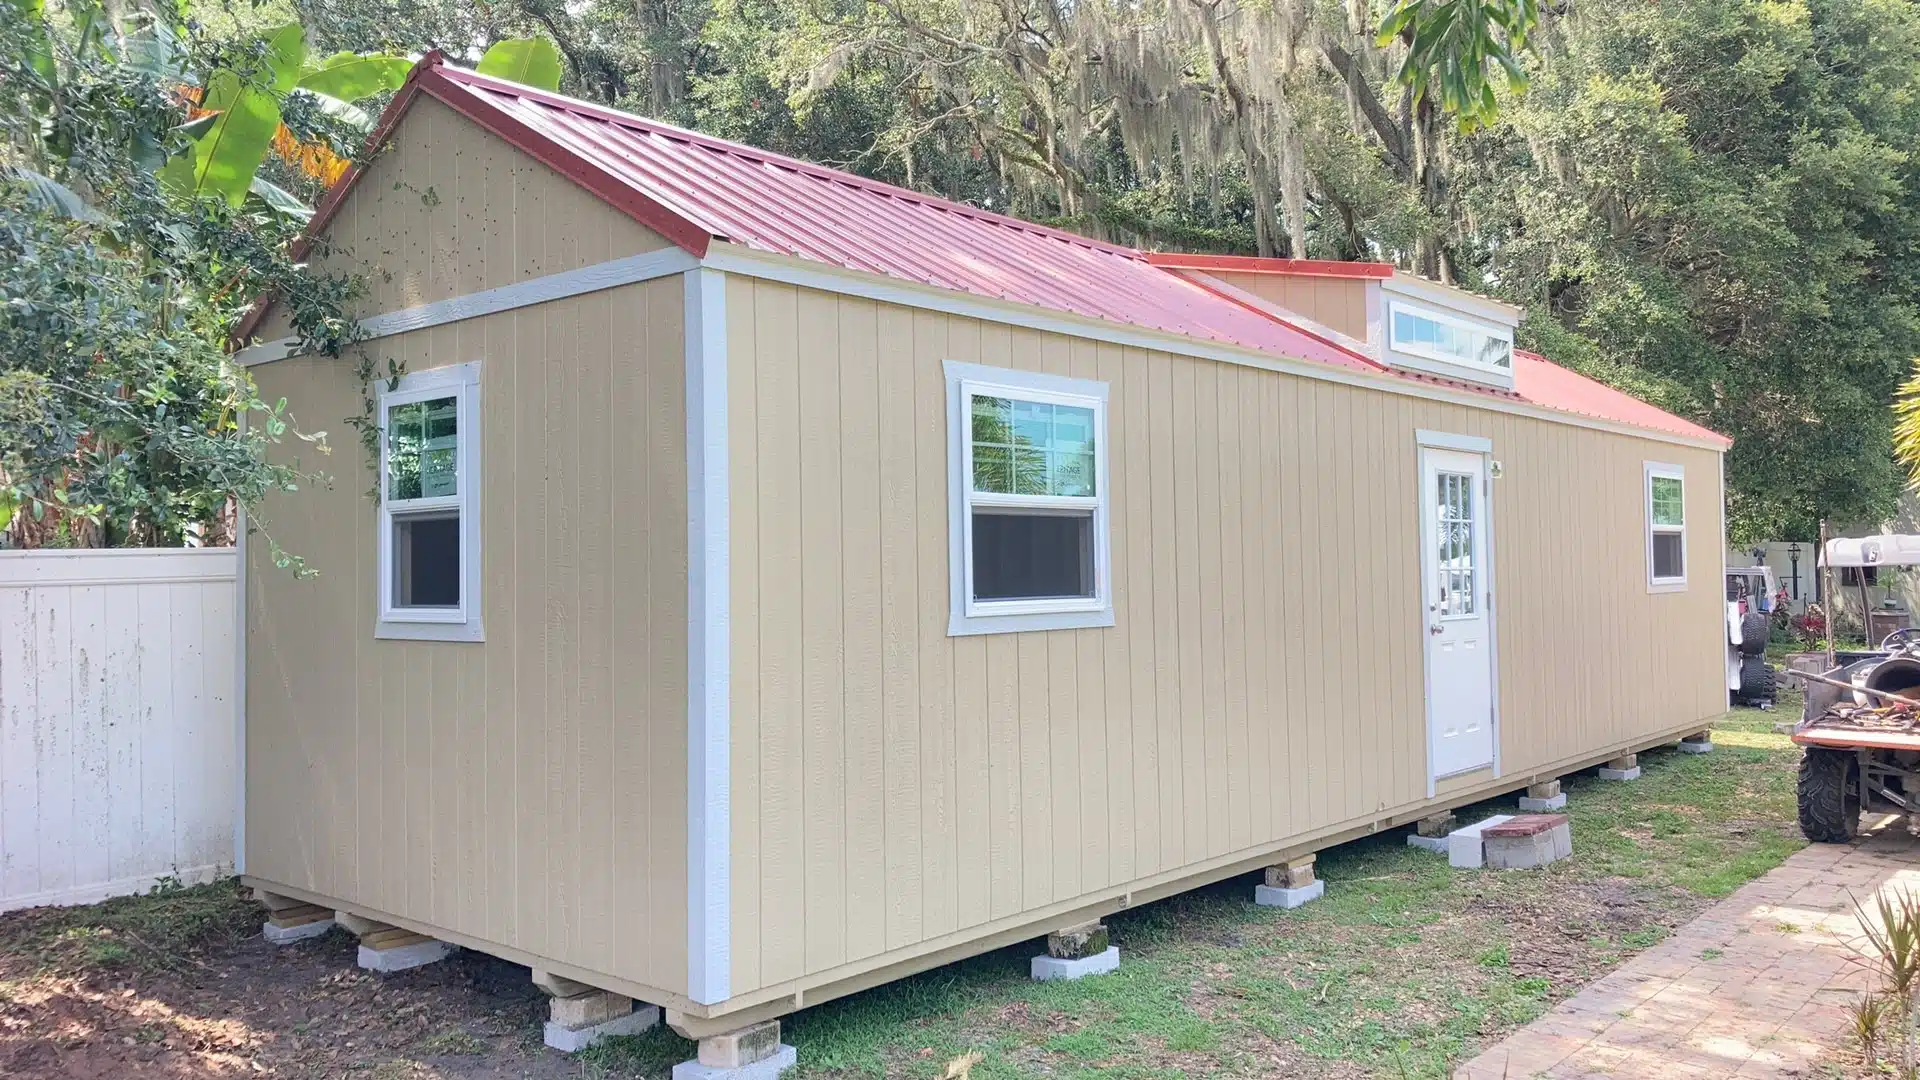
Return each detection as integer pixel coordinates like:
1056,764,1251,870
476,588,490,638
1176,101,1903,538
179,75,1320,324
1789,535,1920,842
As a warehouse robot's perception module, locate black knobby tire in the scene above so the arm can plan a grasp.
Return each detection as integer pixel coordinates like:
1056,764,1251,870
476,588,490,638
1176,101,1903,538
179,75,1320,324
1739,611,1769,656
1798,747,1861,844
1736,655,1775,704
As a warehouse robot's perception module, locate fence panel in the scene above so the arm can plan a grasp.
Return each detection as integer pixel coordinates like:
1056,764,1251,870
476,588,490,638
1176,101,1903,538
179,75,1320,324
0,549,236,912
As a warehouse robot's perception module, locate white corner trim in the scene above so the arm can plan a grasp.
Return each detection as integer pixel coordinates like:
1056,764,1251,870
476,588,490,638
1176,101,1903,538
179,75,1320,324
699,243,1727,453
1415,429,1493,453
235,419,249,877
236,247,700,366
685,266,731,1006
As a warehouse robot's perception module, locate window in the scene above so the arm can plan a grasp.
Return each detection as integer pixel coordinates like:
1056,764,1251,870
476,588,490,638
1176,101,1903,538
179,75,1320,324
1435,470,1477,617
1645,462,1686,591
377,362,483,641
944,361,1112,636
1388,301,1513,372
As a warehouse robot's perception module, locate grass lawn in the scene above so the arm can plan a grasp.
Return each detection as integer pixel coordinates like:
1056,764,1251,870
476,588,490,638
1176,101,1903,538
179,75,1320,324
0,699,1805,1079
584,699,1806,1080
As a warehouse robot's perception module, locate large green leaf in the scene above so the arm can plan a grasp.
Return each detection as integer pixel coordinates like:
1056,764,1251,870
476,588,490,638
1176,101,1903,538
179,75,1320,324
261,22,307,93
123,17,185,79
294,89,374,130
160,69,282,205
476,37,562,91
296,52,411,101
7,0,56,89
6,165,109,223
249,176,313,220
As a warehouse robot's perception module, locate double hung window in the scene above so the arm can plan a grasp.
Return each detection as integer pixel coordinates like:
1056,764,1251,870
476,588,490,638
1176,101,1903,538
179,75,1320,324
377,362,483,640
945,361,1112,636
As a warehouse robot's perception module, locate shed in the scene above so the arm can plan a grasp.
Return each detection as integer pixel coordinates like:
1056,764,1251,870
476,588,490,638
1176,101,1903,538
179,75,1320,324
236,53,1732,1067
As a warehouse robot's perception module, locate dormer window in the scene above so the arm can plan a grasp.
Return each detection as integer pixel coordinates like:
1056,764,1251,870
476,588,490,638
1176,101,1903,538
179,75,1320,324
1388,302,1512,373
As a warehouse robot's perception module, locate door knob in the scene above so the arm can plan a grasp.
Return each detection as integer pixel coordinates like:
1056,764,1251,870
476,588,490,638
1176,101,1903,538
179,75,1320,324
1429,623,1444,635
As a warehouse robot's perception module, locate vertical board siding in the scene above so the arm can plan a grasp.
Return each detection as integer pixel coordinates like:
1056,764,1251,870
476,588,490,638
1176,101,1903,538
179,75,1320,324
1209,271,1371,341
250,96,672,344
729,279,1727,997
0,550,236,912
246,272,689,998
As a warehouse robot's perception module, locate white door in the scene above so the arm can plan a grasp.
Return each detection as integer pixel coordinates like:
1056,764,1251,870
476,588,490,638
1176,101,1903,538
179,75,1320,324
1421,447,1495,778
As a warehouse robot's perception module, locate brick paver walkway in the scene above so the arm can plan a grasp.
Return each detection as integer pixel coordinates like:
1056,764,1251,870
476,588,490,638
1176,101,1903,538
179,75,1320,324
1455,825,1920,1079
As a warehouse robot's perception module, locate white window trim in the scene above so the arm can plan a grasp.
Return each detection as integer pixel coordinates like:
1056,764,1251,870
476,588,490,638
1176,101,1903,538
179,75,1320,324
1645,460,1687,593
944,360,1114,636
376,361,484,641
1387,299,1514,376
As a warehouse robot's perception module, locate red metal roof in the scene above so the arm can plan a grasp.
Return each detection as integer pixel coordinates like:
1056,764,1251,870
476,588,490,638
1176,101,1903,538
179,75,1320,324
248,55,1728,446
413,61,1380,373
1512,350,1730,446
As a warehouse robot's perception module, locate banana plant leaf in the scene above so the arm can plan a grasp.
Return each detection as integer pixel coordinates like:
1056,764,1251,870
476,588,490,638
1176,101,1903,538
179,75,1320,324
475,37,562,91
296,52,411,101
159,69,281,205
249,176,313,220
7,165,110,223
8,0,56,89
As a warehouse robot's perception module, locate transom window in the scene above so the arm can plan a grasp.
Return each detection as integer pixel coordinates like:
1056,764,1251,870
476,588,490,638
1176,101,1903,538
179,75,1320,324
945,361,1113,636
1645,462,1686,591
1389,301,1513,372
377,362,484,641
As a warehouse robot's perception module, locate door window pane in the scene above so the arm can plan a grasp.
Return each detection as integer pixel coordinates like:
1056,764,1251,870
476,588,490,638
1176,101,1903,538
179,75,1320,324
1437,471,1476,616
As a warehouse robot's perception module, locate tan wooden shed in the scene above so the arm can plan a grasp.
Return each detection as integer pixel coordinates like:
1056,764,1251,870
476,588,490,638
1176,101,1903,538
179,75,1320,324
236,54,1733,1068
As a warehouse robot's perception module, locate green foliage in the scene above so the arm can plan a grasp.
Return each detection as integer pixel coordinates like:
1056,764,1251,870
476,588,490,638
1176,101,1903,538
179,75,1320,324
1468,0,1920,542
475,35,562,91
0,1,358,550
1379,0,1540,132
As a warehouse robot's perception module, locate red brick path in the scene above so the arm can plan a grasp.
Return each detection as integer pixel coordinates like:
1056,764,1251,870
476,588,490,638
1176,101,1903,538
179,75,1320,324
1455,826,1920,1079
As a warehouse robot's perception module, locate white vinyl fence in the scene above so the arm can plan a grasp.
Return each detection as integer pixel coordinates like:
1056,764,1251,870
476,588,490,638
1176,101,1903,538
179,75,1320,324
0,549,237,912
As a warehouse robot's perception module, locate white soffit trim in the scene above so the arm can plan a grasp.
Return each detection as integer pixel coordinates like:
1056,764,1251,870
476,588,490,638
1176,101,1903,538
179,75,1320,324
235,246,700,366
698,243,1726,453
684,266,731,1006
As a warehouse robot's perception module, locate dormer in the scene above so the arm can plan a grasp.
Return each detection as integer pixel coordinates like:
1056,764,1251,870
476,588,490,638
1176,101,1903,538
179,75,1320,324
1146,254,1523,392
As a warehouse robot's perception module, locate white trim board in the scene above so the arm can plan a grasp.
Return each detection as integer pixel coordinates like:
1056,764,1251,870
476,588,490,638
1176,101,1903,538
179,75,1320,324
0,547,235,586
684,266,732,1006
235,247,699,366
701,243,1728,453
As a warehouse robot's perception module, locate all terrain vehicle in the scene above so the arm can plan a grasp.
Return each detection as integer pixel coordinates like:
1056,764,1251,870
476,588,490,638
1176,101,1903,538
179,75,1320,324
1726,564,1779,708
1791,535,1920,842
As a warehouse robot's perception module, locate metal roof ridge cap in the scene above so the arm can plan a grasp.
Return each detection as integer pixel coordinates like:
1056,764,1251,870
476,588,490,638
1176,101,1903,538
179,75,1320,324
435,64,1146,260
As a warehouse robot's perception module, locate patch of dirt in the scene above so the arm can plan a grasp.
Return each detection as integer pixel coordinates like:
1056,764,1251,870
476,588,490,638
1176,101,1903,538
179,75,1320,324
0,888,597,1079
1471,875,1702,985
